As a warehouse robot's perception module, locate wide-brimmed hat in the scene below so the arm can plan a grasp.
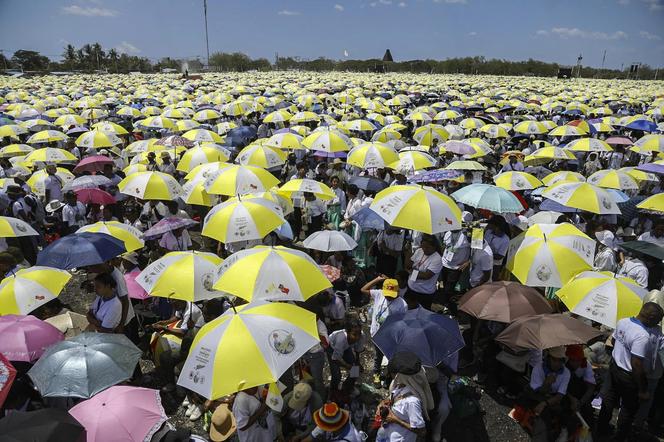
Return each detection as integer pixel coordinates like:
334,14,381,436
288,382,312,411
45,199,65,213
313,402,349,432
382,279,399,298
332,158,343,165
209,404,237,442
595,230,617,249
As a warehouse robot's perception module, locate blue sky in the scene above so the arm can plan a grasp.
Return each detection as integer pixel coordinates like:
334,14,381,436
1,0,663,68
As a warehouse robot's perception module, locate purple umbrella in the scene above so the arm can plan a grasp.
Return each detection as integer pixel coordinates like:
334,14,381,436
0,315,64,362
143,216,199,240
313,151,347,158
637,163,664,175
73,155,114,174
408,169,463,183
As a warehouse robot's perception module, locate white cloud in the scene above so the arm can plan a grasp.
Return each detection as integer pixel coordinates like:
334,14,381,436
334,4,344,11
398,1,407,6
538,27,628,40
640,30,662,40
379,0,393,4
61,4,117,17
434,0,468,4
115,41,140,55
468,31,477,36
277,9,300,15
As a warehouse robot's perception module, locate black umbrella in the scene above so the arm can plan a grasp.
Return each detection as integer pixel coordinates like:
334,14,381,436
0,408,85,442
619,240,664,261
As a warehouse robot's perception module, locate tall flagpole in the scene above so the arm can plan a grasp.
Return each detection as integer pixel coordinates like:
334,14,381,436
203,0,210,67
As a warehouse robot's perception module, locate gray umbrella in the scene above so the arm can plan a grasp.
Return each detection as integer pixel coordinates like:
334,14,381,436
28,332,142,399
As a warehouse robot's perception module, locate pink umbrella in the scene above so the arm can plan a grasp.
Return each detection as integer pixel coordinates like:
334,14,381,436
0,315,64,362
75,188,116,205
73,155,114,173
69,386,168,442
142,216,198,240
125,269,148,300
605,136,633,146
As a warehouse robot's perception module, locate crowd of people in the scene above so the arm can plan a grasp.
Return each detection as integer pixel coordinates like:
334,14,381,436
0,72,663,442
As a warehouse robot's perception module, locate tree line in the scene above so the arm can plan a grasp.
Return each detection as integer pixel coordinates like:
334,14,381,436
1,43,661,80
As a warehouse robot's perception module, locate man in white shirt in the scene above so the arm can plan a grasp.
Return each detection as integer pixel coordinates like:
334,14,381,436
328,319,366,391
159,228,193,251
405,235,443,310
62,191,87,233
158,152,176,175
597,303,664,439
637,222,664,247
43,164,63,202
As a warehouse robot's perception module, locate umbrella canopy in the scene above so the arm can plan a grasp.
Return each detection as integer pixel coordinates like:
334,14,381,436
347,142,399,169
506,223,595,288
77,221,144,252
0,266,71,315
0,314,64,362
204,164,280,196
303,230,358,251
494,172,543,191
178,301,319,399
565,138,612,152
302,129,352,152
63,175,112,192
458,281,552,323
142,216,198,240
587,169,639,190
28,332,142,398
236,144,287,168
74,188,116,206
0,408,85,442
527,211,563,226
44,311,89,338
451,183,524,213
202,198,285,244
557,271,647,329
176,146,230,172
370,184,461,234
137,251,224,301
278,178,335,200
636,193,664,214
72,155,114,173
541,171,586,186
372,306,465,367
69,386,168,442
36,232,127,269
542,181,621,215
213,246,331,302
495,314,603,351
349,176,389,192
618,240,664,260
0,215,39,237
119,171,183,200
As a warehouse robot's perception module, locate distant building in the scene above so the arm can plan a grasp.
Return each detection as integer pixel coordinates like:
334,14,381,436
382,49,394,63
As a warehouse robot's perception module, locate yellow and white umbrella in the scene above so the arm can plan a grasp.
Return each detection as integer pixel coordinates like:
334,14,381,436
54,114,86,127
541,171,586,186
202,198,285,243
565,138,612,152
233,191,294,216
479,124,509,139
118,171,183,200
263,110,292,123
26,130,69,144
506,223,595,288
26,168,74,196
180,179,214,207
137,116,176,130
0,124,28,138
236,144,287,168
264,132,304,150
637,193,664,213
372,128,402,143
76,221,144,252
90,122,128,136
290,111,320,124
0,144,34,158
204,164,280,196
542,182,621,214
387,150,436,172
413,124,450,146
176,146,230,173
347,142,399,169
213,246,331,302
514,121,548,135
525,147,576,165
278,179,335,200
182,129,224,143
75,130,122,149
117,106,143,118
557,271,647,328
633,134,664,153
548,126,586,137
23,147,76,164
125,138,158,154
123,164,148,175
137,251,223,301
0,216,39,237
494,172,543,191
587,170,639,190
302,129,352,152
177,301,318,399
193,109,222,122
370,185,462,234
0,266,71,315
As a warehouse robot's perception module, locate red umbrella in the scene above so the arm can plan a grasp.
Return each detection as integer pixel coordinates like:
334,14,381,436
0,353,17,408
605,136,633,146
73,155,114,174
75,188,116,205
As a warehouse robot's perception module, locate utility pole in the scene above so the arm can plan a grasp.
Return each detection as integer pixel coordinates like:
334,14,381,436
203,0,210,67
601,50,606,70
576,54,583,79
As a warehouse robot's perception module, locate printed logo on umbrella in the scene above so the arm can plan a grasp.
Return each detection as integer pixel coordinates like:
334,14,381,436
269,330,295,355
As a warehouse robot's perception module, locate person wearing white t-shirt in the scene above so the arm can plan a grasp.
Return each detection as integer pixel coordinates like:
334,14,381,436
466,240,493,288
43,165,63,202
62,191,87,233
233,387,273,442
159,228,193,251
86,273,123,333
361,276,408,377
617,255,649,288
86,263,136,342
597,303,664,439
638,223,664,247
440,230,470,296
405,235,443,310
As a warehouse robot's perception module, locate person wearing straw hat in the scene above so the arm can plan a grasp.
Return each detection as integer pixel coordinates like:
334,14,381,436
301,402,362,442
209,404,238,442
275,382,323,442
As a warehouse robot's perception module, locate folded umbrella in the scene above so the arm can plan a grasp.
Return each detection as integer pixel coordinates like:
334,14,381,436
495,313,603,351
75,188,116,205
69,386,168,442
28,332,142,398
372,306,465,367
458,281,552,323
0,314,64,362
0,408,85,442
36,232,127,270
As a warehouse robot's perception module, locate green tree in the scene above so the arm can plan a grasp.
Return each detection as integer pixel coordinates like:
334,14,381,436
11,50,49,71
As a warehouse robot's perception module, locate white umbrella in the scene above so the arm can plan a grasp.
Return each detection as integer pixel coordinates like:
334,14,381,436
303,230,358,251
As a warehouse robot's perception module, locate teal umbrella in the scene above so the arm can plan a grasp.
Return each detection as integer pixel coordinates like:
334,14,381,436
451,183,524,214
